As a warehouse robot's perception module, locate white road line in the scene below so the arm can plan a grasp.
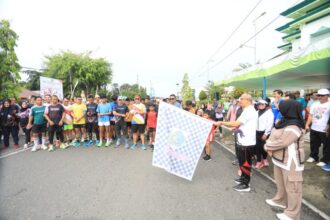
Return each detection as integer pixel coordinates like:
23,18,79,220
214,140,330,220
0,148,29,159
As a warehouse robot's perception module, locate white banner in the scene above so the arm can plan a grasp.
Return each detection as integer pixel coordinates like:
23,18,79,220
152,101,213,181
40,76,63,100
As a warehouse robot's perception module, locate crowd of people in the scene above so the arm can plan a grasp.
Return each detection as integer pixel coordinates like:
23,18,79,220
0,88,329,220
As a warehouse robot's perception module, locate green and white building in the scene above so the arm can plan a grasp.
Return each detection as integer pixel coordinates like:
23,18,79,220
217,0,330,93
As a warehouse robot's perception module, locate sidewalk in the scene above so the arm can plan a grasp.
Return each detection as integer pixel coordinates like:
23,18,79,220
216,127,330,218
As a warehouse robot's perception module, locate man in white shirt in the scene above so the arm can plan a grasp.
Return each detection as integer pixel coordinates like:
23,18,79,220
305,88,330,167
214,93,258,192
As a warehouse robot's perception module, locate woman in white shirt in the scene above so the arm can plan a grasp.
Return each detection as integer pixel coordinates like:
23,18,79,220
256,99,274,169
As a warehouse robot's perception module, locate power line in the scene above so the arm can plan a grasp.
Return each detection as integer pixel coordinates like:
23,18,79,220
193,0,264,79
198,0,301,78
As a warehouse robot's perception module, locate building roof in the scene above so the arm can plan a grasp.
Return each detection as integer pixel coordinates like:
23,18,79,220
280,0,328,19
19,89,40,99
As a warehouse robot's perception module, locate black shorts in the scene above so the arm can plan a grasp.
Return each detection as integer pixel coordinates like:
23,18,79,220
126,122,132,128
110,121,116,126
73,124,86,129
86,122,98,133
32,123,47,134
131,124,146,133
148,128,156,132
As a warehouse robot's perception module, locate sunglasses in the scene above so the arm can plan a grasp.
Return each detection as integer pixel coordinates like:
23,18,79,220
169,98,175,100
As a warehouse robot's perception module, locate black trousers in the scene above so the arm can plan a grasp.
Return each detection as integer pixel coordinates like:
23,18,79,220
237,145,254,185
86,122,99,140
256,131,267,162
2,126,19,146
325,134,330,163
22,127,31,144
310,129,328,162
49,125,64,145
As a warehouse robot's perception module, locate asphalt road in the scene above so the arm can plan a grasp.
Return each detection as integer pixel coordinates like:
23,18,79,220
0,140,323,220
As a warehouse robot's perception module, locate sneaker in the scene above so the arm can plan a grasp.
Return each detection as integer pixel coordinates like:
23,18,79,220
276,213,293,220
125,142,129,149
141,144,146,150
30,145,39,152
41,145,48,150
321,164,330,171
316,161,326,167
234,177,243,184
116,139,120,147
233,183,250,192
203,154,212,161
306,157,316,163
105,141,111,147
14,144,19,149
96,140,100,145
60,143,68,149
48,145,54,152
97,141,103,147
70,140,76,146
263,159,269,166
83,141,89,148
74,142,81,147
130,144,137,150
23,144,28,149
89,140,94,145
265,199,286,209
109,139,113,144
255,162,264,169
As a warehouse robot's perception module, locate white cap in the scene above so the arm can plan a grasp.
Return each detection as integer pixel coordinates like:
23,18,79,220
317,88,330,95
258,99,267,104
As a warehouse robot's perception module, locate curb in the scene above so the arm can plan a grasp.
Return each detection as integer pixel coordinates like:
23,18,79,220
214,140,330,220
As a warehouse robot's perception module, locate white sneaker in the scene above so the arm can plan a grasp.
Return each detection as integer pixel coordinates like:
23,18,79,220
30,145,39,152
265,199,286,209
40,145,48,150
276,213,293,220
316,161,326,167
23,144,28,149
306,157,315,163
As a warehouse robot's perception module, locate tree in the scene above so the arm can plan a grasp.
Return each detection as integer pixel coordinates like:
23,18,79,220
0,20,21,100
231,87,246,99
180,73,193,104
23,69,42,91
199,90,207,101
119,83,147,99
204,81,226,101
43,51,112,98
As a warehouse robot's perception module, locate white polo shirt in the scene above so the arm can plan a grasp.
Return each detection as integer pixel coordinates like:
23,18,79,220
237,105,258,146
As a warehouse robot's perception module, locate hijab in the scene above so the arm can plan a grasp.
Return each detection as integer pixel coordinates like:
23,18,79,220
275,99,305,129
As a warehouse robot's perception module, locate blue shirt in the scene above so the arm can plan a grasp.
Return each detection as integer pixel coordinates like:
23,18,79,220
109,102,117,120
296,97,307,109
97,103,111,123
271,99,282,123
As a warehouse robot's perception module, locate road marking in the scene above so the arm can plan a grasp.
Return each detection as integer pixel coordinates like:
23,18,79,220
214,140,329,220
0,148,29,159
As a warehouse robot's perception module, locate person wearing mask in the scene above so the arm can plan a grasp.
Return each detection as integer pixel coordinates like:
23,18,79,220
305,88,330,167
264,99,305,220
214,94,257,192
255,99,274,169
0,100,19,149
18,101,32,149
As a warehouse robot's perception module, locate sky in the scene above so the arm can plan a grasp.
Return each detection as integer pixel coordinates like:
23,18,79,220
0,0,300,97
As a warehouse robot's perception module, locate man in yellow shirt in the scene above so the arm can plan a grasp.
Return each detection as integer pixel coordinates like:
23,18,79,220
70,96,88,147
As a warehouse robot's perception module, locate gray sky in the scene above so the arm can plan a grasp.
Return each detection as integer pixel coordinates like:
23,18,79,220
0,0,299,97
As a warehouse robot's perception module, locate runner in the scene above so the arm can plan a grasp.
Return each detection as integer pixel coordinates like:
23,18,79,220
96,95,112,147
62,97,74,147
28,96,48,152
44,95,66,151
203,110,216,161
113,96,129,148
86,95,99,146
70,96,88,147
125,98,133,138
146,103,157,149
130,95,147,150
18,101,32,149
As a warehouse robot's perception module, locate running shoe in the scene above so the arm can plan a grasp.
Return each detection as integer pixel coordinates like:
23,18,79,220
141,144,146,150
40,145,48,150
97,141,103,147
105,141,111,147
130,143,137,150
48,144,55,152
74,142,81,147
116,139,120,147
89,140,94,145
83,141,89,148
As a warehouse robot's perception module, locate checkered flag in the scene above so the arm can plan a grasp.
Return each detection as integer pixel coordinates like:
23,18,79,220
152,101,213,181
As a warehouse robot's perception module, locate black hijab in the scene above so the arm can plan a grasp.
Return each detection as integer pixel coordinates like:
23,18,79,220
275,99,305,129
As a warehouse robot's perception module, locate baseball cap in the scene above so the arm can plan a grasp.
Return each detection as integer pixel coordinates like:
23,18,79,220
317,88,329,95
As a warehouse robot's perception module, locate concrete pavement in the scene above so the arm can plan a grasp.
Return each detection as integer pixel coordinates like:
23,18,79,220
0,138,323,220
